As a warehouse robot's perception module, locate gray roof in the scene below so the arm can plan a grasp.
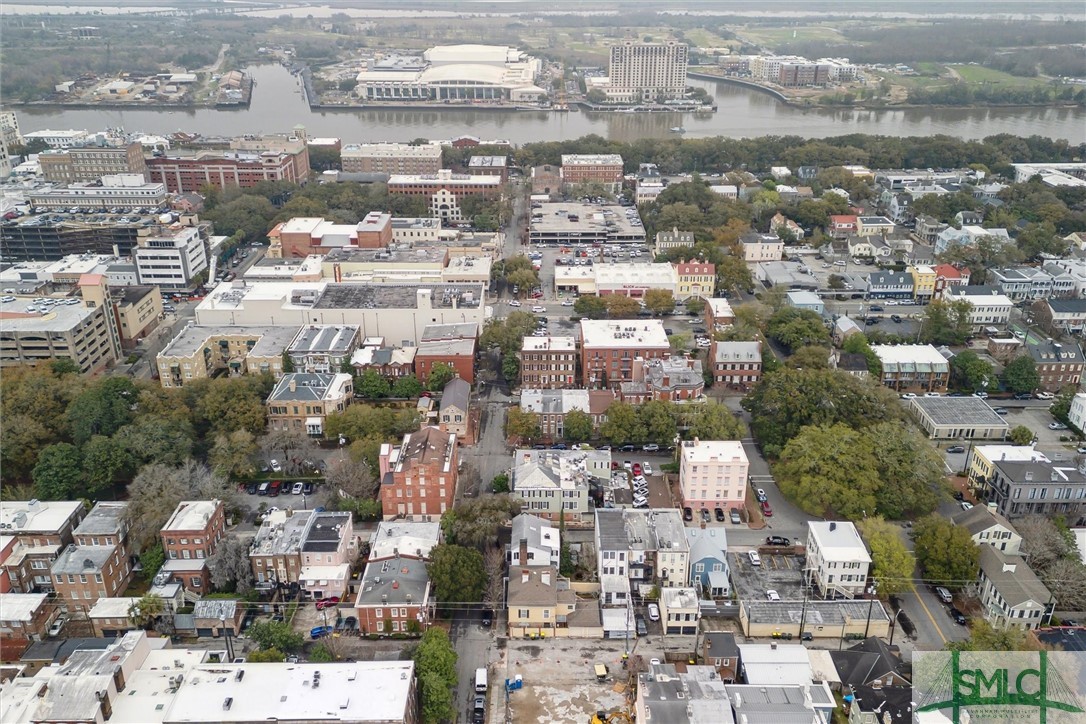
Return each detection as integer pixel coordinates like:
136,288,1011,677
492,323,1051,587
978,547,1051,607
356,555,429,606
951,505,1018,537
74,502,127,536
1046,298,1086,313
744,599,888,627
595,509,687,555
705,632,739,660
869,270,912,286
1025,337,1083,365
686,527,727,565
420,322,478,341
51,545,114,575
301,512,351,553
993,460,1086,487
829,637,906,688
267,372,346,403
287,325,359,355
192,599,238,620
440,377,470,413
911,397,1009,427
510,513,554,552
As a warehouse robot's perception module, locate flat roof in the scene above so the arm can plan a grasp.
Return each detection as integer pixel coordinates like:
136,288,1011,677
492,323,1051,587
342,142,442,157
744,599,889,626
0,500,82,535
312,283,483,311
594,263,678,287
250,510,313,557
162,501,221,533
521,335,576,352
870,344,948,367
164,661,415,723
680,439,748,465
580,319,669,349
388,172,502,186
0,593,48,622
807,521,872,562
51,545,115,574
973,445,1050,464
74,502,127,536
159,324,300,358
286,325,359,355
356,555,429,606
562,154,623,166
87,596,140,619
0,297,97,332
530,202,645,239
910,397,1010,428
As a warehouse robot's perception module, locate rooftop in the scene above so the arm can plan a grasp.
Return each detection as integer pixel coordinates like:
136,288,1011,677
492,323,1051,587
561,154,623,166
713,341,762,364
250,510,313,557
390,427,456,474
162,500,222,533
744,599,889,627
192,599,238,621
870,344,950,369
972,445,1049,464
0,500,83,535
74,502,127,536
580,319,669,349
51,544,115,574
356,555,430,607
520,335,576,352
0,593,48,623
738,643,814,686
807,521,872,562
267,372,352,403
978,547,1051,607
520,388,590,416
420,322,478,341
159,324,300,359
681,439,748,465
369,520,442,561
910,396,1010,428
87,596,140,619
0,296,98,332
287,325,359,355
951,504,1018,538
388,170,502,186
301,512,352,553
507,565,574,606
595,508,688,555
513,448,610,492
439,377,470,413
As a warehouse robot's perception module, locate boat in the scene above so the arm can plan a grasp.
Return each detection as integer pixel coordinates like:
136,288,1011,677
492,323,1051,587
670,126,686,133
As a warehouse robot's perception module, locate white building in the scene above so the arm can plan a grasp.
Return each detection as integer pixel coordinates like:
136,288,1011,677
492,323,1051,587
510,448,609,522
741,233,785,262
659,586,700,635
805,521,872,599
977,547,1052,630
678,439,750,515
340,142,443,173
934,225,1012,255
22,128,89,148
557,262,679,298
595,508,690,597
1068,392,1086,432
507,512,560,567
134,225,208,289
606,41,689,103
368,519,441,561
944,286,1014,329
26,173,167,209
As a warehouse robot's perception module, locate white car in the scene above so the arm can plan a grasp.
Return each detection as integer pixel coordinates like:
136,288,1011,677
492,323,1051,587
924,392,941,397
647,603,660,621
643,463,653,476
1036,392,1055,400
901,393,917,400
766,589,781,602
531,305,546,313
508,299,522,307
270,459,282,472
561,299,575,306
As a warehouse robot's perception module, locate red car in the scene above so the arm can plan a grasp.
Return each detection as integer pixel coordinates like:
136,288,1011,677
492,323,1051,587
632,463,642,476
760,500,773,517
315,596,341,610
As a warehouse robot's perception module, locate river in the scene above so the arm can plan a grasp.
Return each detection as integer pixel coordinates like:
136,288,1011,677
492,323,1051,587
11,64,1086,144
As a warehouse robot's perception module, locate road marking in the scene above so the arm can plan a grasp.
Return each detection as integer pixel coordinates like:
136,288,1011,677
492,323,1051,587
909,583,947,645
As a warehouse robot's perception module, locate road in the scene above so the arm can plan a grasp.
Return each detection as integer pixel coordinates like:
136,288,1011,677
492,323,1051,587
450,614,495,724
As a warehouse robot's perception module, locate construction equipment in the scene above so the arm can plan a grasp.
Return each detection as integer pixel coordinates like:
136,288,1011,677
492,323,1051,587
591,710,633,724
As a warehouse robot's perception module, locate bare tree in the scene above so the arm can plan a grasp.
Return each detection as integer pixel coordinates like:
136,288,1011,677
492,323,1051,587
325,455,377,499
125,460,235,553
260,428,317,474
1016,515,1074,573
208,535,255,595
484,546,505,606
1044,558,1086,612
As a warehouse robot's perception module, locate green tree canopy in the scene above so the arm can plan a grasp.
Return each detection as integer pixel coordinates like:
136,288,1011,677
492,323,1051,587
643,289,676,315
914,514,980,589
356,369,391,399
599,401,646,445
428,544,487,609
391,375,424,398
574,295,608,319
606,295,641,319
776,424,881,519
766,308,831,353
1009,425,1036,445
247,620,304,653
505,408,541,440
949,350,994,391
425,363,456,392
563,409,594,443
31,443,84,500
440,496,522,549
858,517,916,596
921,299,974,346
1003,355,1041,394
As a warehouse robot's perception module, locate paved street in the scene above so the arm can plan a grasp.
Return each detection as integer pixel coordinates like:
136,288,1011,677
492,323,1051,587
450,615,497,724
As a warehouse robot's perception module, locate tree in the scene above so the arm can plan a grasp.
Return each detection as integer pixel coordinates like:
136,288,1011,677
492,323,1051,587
128,593,166,629
281,351,295,374
599,401,646,445
644,289,676,316
441,496,522,549
247,619,304,653
205,194,277,242
391,375,423,398
502,353,520,384
491,473,510,494
1043,558,1086,612
1003,355,1041,394
685,297,706,315
717,255,754,294
949,350,994,391
766,308,831,352
65,377,138,445
115,415,195,468
563,409,594,443
921,299,974,346
505,407,540,440
426,363,456,392
247,648,287,663
585,88,607,104
420,672,455,724
841,333,882,377
209,430,259,478
414,625,458,690
1009,425,1036,446
574,295,608,319
1015,515,1074,573
1,414,53,484
191,377,268,436
914,514,980,589
82,435,134,495
309,643,337,662
357,369,391,399
776,424,882,520
606,295,641,319
207,535,255,594
858,517,915,596
125,461,234,553
428,544,487,610
949,618,1044,652
32,443,83,500
507,269,540,293
868,422,946,519
787,345,832,370
138,542,165,581
685,401,745,440
260,428,317,472
640,400,677,445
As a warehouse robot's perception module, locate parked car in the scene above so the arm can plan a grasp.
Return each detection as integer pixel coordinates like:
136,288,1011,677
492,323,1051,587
760,500,773,517
755,488,767,502
766,589,781,601
642,463,653,476
891,314,902,323
623,460,632,470
701,508,711,523
531,305,546,313
946,446,966,454
900,392,917,399
714,507,726,522
292,482,305,495
683,507,694,522
270,459,282,472
1036,391,1055,400
960,501,974,510
48,617,67,637
267,480,282,497
766,536,791,546
315,596,341,610
508,299,522,307
994,408,1008,415
632,463,642,476
302,482,315,495
310,625,334,639
972,391,989,399
730,508,742,524
1049,422,1068,430
1013,392,1033,400
647,603,660,621
949,606,967,625
642,443,660,453
635,614,648,637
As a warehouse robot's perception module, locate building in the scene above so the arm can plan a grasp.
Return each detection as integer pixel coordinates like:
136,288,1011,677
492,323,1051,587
870,344,949,393
830,637,910,691
468,155,509,181
86,596,139,639
0,500,86,594
0,592,53,642
751,54,833,87
21,128,87,148
605,41,688,103
1069,392,1086,432
147,146,309,193
268,213,393,258
867,270,914,300
855,216,895,237
805,521,872,599
679,439,750,519
51,502,133,609
379,427,458,520
1012,162,1086,187
249,509,354,590
685,527,730,598
266,372,353,437
1034,298,1086,336
351,339,417,380
530,164,562,196
519,388,613,438
507,513,560,567
985,459,1086,520
711,341,762,388
990,267,1055,301
965,444,1050,494
133,224,209,289
368,520,442,562
786,289,825,314
654,227,695,255
560,154,624,193
754,260,818,290
1024,337,1084,392
437,377,470,439
705,298,735,329
340,143,443,174
944,286,1014,329
0,212,150,261
38,142,147,183
299,511,356,601
112,285,163,349
634,665,735,723
530,202,646,245
511,448,607,522
579,319,670,388
620,356,704,404
738,643,814,686
741,232,785,263
702,632,740,682
159,500,226,595
556,262,679,298
388,170,502,223
659,587,700,635
286,325,360,373
26,173,167,210
977,547,1052,630
675,260,715,299
519,335,577,389
156,324,297,387
354,555,433,635
935,225,1011,256
909,396,1010,440
740,599,889,641
506,565,581,638
951,505,1022,555
415,323,477,384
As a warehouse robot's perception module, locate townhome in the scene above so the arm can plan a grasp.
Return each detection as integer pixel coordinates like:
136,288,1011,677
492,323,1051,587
867,270,914,300
932,263,970,299
1041,262,1077,298
908,265,936,302
887,194,911,223
619,356,704,404
266,372,353,437
913,215,947,244
934,225,1011,256
685,527,730,597
1033,298,1086,336
769,213,804,239
160,500,226,595
250,509,354,593
519,336,577,389
855,216,895,237
679,439,749,518
951,505,1022,555
944,286,1013,330
660,587,700,635
299,511,355,601
828,215,858,239
50,502,132,609
519,388,613,438
965,444,1050,496
985,459,1086,519
437,377,470,439
355,555,433,635
87,596,140,638
989,267,1054,301
977,547,1052,630
711,341,762,388
805,521,872,599
510,448,608,522
507,514,560,567
1024,337,1084,392
870,344,949,393
506,565,579,638
0,500,86,594
0,593,53,642
654,227,696,256
702,632,740,682
379,427,459,520
284,324,360,373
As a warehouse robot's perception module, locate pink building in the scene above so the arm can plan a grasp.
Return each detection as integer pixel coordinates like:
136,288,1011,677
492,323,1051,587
678,439,750,516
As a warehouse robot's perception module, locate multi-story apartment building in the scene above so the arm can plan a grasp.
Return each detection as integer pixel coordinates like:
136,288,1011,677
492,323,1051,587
467,155,509,181
711,341,762,388
675,260,715,299
266,372,353,437
580,319,670,388
51,502,133,609
595,508,689,612
1,592,54,641
977,547,1051,630
340,142,443,174
1024,338,1084,392
679,439,750,515
415,322,477,384
0,213,147,261
0,293,120,374
606,41,689,102
989,267,1054,301
133,224,209,289
112,285,163,349
159,500,226,595
0,500,86,594
985,459,1086,520
559,154,624,194
26,174,167,210
267,212,393,258
146,147,309,193
38,142,147,183
751,55,831,87
620,356,704,404
805,521,872,599
870,344,950,393
519,335,577,389
654,227,696,255
943,286,1014,330
249,509,354,591
519,388,613,438
908,265,937,302
867,271,914,300
387,170,502,223
740,233,785,263
354,555,432,635
511,448,608,522
285,324,359,373
379,427,459,520
1033,298,1086,336
299,511,355,600
1069,392,1086,432
156,324,297,387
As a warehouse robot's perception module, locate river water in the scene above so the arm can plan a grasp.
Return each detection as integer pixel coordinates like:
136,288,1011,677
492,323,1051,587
12,64,1086,144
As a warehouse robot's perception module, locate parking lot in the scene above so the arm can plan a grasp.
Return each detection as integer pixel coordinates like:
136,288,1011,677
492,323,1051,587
728,550,808,604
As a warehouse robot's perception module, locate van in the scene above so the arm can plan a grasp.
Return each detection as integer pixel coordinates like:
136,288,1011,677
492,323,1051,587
748,551,762,567
935,586,953,604
594,663,608,682
257,482,270,496
474,667,487,693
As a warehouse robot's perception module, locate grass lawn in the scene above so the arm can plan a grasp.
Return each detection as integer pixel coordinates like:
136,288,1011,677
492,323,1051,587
740,25,845,48
949,64,1073,89
683,28,737,49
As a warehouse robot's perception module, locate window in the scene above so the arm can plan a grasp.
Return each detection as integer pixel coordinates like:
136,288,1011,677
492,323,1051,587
518,609,530,618
375,608,383,619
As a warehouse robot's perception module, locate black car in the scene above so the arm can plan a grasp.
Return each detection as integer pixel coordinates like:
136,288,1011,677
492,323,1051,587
890,314,902,323
949,606,967,625
481,609,493,627
472,696,486,724
946,445,966,454
714,507,726,522
635,614,648,636
302,482,315,495
245,483,258,495
1014,392,1033,400
953,491,965,501
683,507,694,522
869,305,884,312
619,444,636,452
766,536,791,546
551,443,568,450
865,317,880,325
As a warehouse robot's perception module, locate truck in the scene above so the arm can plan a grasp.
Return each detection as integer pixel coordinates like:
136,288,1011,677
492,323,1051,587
475,667,487,693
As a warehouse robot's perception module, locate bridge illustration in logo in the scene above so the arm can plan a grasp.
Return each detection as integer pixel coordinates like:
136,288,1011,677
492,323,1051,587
915,650,1084,723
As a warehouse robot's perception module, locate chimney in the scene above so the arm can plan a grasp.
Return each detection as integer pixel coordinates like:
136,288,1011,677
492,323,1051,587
829,522,837,531
519,538,528,565
662,375,671,388
1002,562,1017,574
1025,470,1034,481
521,569,529,584
289,378,297,393
541,570,551,586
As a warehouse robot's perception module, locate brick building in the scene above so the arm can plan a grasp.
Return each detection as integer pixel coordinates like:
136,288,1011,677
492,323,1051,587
711,341,762,388
38,142,147,183
268,213,392,258
146,147,309,194
1024,338,1084,392
387,170,501,223
520,388,614,438
250,509,355,592
560,154,624,193
354,555,433,635
620,356,704,403
0,500,86,594
159,500,226,595
415,323,477,384
341,142,443,174
50,502,133,609
266,372,354,437
519,336,578,389
379,428,459,520
580,319,670,388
